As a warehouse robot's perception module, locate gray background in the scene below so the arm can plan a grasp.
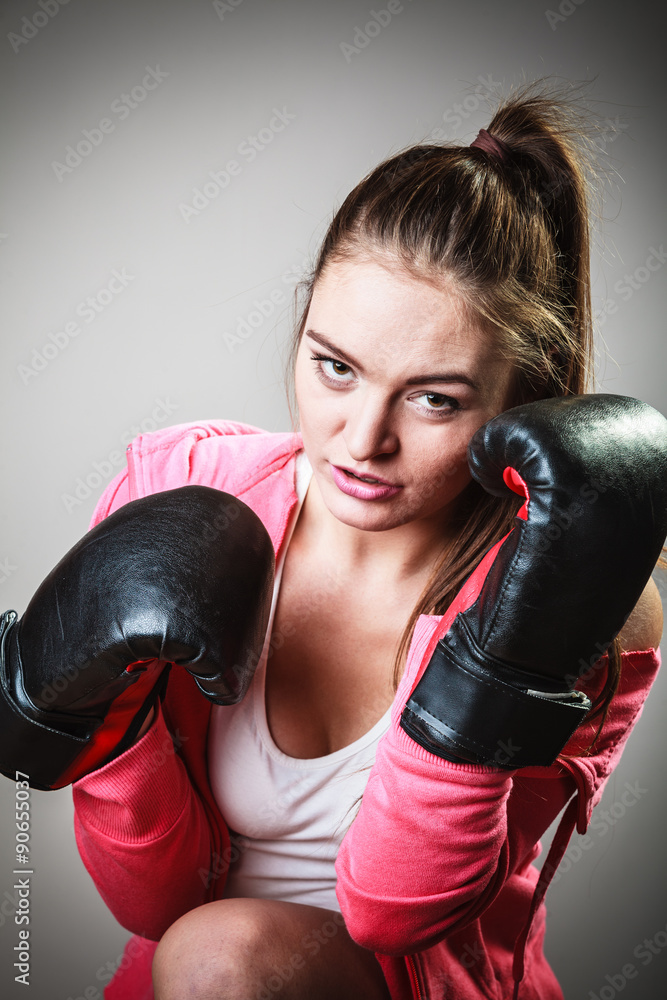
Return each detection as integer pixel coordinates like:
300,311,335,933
1,0,666,997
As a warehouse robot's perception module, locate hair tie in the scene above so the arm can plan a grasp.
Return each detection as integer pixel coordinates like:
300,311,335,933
470,128,511,163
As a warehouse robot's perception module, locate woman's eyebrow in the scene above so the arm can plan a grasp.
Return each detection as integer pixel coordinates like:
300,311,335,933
304,329,480,392
306,329,362,370
404,372,480,391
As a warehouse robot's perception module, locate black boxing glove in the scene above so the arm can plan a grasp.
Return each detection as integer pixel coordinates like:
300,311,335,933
400,394,667,768
0,486,274,790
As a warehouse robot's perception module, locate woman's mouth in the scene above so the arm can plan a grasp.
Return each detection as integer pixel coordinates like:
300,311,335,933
330,464,402,501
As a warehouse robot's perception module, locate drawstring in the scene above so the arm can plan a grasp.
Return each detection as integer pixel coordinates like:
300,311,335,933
557,757,591,834
511,761,589,999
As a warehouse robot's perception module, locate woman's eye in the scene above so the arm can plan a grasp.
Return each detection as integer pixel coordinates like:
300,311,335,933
413,392,461,414
310,355,355,384
328,360,352,377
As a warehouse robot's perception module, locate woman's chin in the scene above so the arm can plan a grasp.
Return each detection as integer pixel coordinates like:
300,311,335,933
319,485,413,533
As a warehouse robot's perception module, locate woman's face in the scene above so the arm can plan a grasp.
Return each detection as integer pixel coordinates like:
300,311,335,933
294,257,518,536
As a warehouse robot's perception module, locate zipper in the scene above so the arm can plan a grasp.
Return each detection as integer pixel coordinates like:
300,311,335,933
406,954,424,999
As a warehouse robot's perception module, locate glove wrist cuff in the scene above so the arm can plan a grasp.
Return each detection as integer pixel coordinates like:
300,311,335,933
1,611,100,789
400,618,591,769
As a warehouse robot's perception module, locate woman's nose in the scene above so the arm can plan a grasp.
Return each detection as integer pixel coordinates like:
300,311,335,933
344,391,398,461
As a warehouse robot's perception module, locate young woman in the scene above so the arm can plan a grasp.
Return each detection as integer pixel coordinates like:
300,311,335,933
1,82,665,999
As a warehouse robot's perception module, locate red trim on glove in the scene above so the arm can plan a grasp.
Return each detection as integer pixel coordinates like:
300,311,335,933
55,659,165,788
502,466,530,520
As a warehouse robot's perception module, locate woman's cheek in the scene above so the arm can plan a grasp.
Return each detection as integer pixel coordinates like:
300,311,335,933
407,453,471,513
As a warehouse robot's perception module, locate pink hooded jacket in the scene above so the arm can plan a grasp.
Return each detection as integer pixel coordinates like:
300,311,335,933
71,419,661,1000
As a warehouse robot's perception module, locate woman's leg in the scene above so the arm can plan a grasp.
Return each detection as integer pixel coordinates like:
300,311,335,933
152,897,392,1000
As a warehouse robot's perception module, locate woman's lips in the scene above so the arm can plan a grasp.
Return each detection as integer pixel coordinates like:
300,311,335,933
330,464,402,501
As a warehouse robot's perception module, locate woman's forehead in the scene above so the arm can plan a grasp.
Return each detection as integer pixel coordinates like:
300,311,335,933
306,258,501,371
312,257,474,323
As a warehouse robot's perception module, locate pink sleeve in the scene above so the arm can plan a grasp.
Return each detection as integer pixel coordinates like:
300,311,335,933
88,465,133,527
336,705,578,956
72,461,214,941
336,710,527,954
72,703,212,941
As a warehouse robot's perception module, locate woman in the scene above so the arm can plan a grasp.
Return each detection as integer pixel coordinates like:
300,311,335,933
4,82,665,998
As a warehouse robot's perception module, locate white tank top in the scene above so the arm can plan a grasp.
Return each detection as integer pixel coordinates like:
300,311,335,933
207,450,392,911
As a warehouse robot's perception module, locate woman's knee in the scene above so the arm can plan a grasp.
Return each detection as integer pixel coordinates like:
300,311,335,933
152,897,390,1000
152,898,272,1000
